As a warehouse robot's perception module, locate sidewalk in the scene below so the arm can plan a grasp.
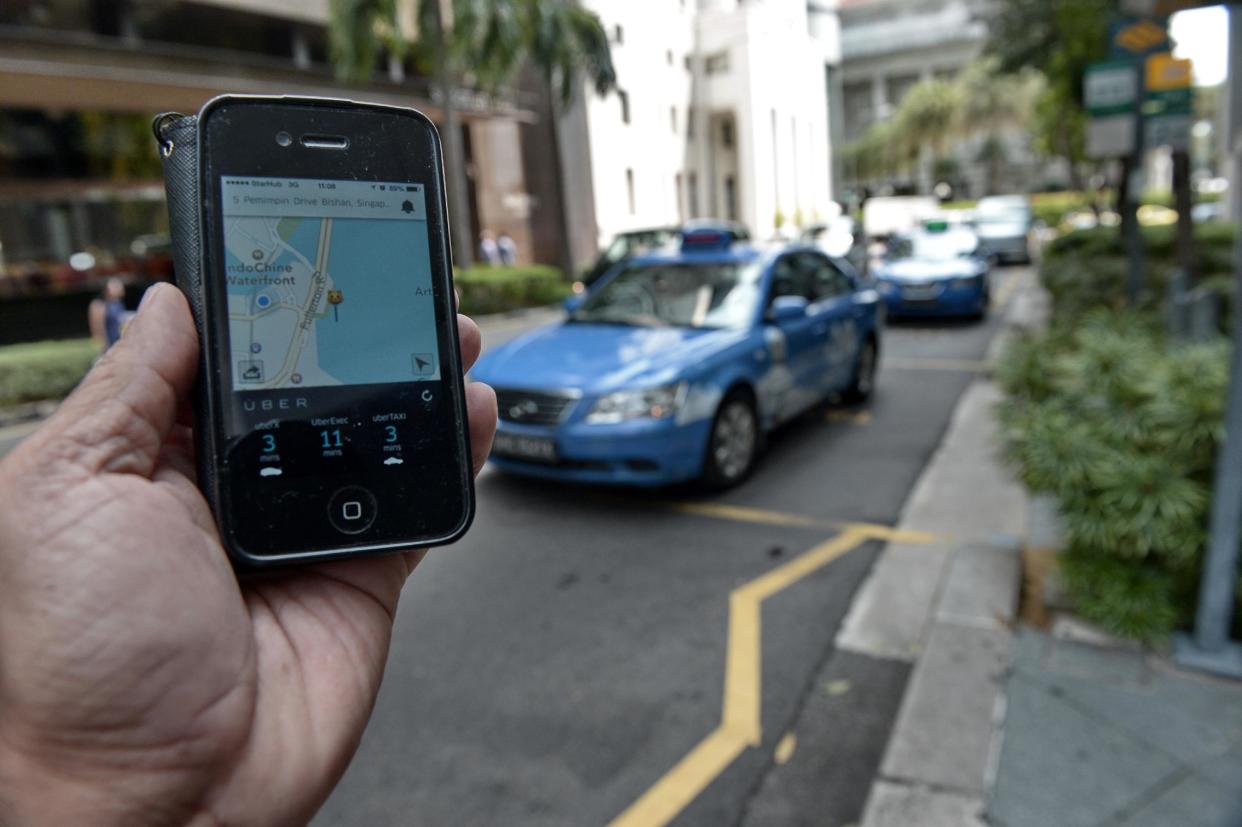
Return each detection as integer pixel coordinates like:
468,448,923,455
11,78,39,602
990,629,1242,827
845,378,1024,827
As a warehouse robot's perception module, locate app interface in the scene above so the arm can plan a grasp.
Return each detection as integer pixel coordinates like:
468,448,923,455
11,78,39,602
220,176,439,391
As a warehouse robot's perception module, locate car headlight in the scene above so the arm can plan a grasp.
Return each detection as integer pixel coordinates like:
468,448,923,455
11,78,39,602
950,276,982,289
586,382,687,424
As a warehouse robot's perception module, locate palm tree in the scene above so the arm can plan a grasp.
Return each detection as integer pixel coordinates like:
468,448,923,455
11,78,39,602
328,0,615,272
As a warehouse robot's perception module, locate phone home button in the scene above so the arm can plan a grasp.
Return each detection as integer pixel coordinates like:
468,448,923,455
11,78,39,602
328,486,378,535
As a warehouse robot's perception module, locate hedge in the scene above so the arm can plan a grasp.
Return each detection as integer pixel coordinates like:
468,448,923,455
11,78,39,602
454,265,570,317
0,338,96,408
997,222,1240,642
1040,223,1235,327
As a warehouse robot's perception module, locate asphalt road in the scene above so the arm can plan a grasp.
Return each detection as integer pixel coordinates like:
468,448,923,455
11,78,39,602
313,267,1028,827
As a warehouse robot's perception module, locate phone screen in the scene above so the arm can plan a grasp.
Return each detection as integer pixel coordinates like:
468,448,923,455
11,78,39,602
209,170,467,558
220,176,440,392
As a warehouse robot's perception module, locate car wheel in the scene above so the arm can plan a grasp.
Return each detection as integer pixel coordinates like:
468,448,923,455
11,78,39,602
844,338,878,403
701,392,760,489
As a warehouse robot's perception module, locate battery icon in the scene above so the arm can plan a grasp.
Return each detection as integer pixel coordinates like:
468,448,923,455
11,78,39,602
406,186,417,192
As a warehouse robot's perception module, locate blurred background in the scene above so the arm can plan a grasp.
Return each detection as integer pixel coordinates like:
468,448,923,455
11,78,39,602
1,1,1240,826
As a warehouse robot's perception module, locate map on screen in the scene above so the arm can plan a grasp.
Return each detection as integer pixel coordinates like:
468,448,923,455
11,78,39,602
221,179,440,391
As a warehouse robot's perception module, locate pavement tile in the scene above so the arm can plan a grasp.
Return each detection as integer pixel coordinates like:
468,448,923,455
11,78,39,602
988,671,1181,827
835,543,952,661
861,781,986,827
1012,632,1242,765
934,543,1021,631
1119,773,1242,827
880,622,1009,794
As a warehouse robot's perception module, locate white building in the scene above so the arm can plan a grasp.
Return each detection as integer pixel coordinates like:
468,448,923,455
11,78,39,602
559,0,842,265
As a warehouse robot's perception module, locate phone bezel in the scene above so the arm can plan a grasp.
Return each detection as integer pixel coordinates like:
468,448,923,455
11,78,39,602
197,95,473,566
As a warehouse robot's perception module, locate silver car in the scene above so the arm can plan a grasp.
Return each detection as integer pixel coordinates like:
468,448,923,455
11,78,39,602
974,195,1033,265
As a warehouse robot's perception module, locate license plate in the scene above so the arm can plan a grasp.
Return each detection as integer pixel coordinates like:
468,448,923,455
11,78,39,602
901,285,938,301
492,432,559,463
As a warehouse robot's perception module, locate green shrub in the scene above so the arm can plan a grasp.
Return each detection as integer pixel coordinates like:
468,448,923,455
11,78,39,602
455,265,570,316
996,314,1235,642
1041,224,1236,327
0,339,97,407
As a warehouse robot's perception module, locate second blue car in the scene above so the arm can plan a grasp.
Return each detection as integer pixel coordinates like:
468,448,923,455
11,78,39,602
874,222,991,320
469,227,883,488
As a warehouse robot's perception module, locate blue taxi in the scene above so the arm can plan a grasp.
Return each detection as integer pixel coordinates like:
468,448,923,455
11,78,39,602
469,227,883,488
873,222,991,320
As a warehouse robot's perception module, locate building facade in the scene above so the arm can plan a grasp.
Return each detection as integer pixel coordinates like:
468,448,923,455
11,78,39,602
559,0,842,265
0,0,562,339
836,0,1051,198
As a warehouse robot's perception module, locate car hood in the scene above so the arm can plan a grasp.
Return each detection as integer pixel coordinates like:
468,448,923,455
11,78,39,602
878,258,981,283
470,321,747,393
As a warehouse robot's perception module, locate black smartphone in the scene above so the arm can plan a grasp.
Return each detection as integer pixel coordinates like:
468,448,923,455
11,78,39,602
192,95,473,566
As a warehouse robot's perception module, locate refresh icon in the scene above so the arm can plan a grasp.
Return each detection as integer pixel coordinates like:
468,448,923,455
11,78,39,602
421,389,434,403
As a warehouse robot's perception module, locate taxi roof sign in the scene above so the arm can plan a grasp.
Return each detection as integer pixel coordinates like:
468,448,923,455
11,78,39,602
924,219,950,233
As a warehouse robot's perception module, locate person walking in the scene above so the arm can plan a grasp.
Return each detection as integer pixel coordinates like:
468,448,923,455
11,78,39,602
497,232,517,267
478,230,500,266
87,277,129,352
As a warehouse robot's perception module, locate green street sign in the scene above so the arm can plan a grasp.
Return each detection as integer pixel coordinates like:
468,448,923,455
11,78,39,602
1145,86,1194,116
1085,61,1140,117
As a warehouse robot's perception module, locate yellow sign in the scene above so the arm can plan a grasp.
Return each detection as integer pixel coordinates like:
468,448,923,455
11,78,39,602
1146,52,1193,91
1115,18,1168,54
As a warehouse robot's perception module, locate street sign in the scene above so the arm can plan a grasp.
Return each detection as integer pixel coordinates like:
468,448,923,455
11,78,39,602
1085,61,1140,116
1145,113,1192,150
1110,16,1171,59
1146,52,1193,91
1088,114,1137,158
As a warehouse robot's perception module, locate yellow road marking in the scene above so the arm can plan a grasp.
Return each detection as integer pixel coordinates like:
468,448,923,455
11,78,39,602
884,357,989,373
670,501,831,531
609,528,869,827
826,410,873,425
774,732,797,765
667,501,938,545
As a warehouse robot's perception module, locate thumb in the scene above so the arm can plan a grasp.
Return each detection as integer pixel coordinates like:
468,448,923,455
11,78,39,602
35,283,199,477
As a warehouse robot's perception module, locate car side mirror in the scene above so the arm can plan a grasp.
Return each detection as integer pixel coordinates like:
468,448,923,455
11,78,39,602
768,295,809,323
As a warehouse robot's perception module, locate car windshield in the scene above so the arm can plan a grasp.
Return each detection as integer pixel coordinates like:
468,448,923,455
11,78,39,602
572,261,763,329
889,231,977,261
601,230,676,264
975,200,1030,225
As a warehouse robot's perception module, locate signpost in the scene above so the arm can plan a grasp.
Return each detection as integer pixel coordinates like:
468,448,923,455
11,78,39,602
1173,4,1242,680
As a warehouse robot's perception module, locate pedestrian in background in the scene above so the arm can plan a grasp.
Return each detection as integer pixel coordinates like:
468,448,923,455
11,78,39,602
87,277,128,352
479,230,500,266
497,231,516,267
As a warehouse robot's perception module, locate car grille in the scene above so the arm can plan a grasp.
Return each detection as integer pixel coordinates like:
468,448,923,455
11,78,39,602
495,388,579,426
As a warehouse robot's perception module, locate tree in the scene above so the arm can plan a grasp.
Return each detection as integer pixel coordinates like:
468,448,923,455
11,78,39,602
328,0,616,271
986,0,1113,195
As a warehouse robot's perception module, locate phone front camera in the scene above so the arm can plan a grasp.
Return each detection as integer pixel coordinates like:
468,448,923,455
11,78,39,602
275,131,293,147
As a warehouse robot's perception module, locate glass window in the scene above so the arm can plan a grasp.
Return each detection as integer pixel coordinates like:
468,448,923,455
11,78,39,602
809,255,853,299
573,261,764,329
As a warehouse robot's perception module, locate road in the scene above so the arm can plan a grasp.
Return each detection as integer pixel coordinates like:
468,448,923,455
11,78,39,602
0,274,1024,824
313,267,1029,827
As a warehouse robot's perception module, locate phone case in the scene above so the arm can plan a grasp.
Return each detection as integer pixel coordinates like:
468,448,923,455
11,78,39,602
153,100,475,566
152,111,223,509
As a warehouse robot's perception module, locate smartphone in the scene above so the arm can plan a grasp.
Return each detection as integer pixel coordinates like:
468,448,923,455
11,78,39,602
194,95,473,566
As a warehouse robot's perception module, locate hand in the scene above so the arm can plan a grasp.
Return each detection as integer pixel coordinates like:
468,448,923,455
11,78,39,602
0,284,497,826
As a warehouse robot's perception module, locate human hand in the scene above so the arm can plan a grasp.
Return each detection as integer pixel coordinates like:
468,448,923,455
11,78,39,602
0,284,496,826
